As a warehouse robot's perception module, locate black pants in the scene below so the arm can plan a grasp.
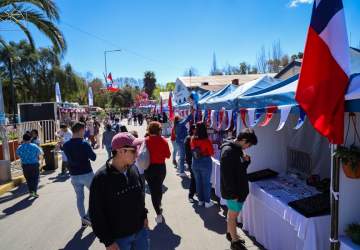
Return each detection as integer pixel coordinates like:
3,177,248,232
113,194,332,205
22,163,40,193
61,161,68,174
187,161,196,198
145,164,166,215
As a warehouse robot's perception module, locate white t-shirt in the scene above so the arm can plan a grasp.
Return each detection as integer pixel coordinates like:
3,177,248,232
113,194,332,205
60,129,73,162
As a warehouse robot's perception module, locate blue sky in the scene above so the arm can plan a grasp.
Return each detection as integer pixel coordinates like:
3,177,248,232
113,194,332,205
1,0,360,84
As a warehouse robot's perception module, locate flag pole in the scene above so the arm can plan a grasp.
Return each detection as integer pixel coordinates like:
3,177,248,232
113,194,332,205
330,143,340,250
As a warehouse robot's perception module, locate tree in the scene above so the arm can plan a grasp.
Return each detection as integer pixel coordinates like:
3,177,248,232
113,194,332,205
210,52,223,75
256,45,267,73
165,82,175,91
183,67,199,77
0,0,66,54
239,62,248,74
143,71,156,98
281,55,290,67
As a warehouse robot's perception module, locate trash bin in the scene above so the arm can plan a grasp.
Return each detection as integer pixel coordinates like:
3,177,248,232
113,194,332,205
41,143,59,170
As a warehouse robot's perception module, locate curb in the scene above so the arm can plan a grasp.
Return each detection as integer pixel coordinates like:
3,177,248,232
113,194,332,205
0,176,26,196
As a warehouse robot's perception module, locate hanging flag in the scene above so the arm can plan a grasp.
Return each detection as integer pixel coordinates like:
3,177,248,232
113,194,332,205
295,0,350,144
160,96,163,114
247,109,256,127
55,82,62,103
253,109,265,127
88,87,94,106
260,106,278,127
206,110,211,125
225,110,233,130
218,108,225,130
210,110,216,129
276,106,292,131
294,109,306,130
168,91,174,121
240,109,248,128
233,111,238,132
107,73,114,83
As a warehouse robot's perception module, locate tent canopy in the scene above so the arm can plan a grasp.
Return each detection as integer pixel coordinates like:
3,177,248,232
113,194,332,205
198,84,238,109
205,75,281,110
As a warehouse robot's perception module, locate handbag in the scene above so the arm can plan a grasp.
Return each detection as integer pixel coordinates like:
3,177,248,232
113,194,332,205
136,140,150,170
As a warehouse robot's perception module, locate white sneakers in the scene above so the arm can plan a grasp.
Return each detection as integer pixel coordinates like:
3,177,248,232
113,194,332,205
198,201,204,206
155,214,163,224
178,173,187,177
205,201,215,208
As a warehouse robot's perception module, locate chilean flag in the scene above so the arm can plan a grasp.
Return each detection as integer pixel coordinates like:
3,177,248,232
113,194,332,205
168,91,174,120
295,0,350,144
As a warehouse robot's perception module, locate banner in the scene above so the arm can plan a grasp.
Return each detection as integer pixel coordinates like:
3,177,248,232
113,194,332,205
276,106,292,131
55,82,62,103
88,87,94,106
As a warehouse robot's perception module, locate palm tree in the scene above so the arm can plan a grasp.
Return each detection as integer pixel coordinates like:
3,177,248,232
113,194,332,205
0,0,66,54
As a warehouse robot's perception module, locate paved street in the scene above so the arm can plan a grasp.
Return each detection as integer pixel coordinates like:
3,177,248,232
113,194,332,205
0,123,262,250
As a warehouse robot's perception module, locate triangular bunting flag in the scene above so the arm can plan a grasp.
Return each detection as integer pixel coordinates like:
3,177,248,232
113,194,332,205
260,106,278,127
225,110,233,130
247,109,256,127
276,106,292,131
294,109,306,130
240,109,248,128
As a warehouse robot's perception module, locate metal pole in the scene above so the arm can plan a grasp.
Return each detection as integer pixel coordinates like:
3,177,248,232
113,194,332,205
104,51,108,83
330,144,340,250
8,57,16,125
0,79,12,183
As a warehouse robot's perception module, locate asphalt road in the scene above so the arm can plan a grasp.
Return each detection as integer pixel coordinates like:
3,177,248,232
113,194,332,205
0,123,262,250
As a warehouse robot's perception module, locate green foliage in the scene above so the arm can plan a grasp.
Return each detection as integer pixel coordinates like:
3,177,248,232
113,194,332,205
346,223,360,245
0,40,87,113
143,71,156,98
334,145,360,171
0,0,66,54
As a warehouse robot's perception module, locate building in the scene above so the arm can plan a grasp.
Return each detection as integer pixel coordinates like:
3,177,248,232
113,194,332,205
174,74,271,104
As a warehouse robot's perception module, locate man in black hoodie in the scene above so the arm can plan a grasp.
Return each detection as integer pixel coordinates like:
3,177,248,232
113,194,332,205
89,132,148,250
220,128,258,250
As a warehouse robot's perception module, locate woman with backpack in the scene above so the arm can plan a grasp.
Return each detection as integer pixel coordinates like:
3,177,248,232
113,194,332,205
144,121,171,223
190,122,214,208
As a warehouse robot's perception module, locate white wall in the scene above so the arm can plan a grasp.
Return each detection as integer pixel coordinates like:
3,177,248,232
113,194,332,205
240,113,331,178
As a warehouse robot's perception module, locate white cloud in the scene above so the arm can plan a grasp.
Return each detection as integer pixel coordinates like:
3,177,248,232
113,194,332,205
289,0,313,8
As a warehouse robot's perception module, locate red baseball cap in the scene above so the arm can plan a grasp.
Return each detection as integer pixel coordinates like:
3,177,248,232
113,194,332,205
111,132,142,150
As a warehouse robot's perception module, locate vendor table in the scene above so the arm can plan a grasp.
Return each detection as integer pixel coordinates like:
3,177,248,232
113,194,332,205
241,176,330,250
340,236,360,250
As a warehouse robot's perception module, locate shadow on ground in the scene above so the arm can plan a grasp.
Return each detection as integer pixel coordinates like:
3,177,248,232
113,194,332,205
149,223,181,250
59,227,96,250
192,203,227,235
0,184,45,205
49,173,71,183
1,195,37,218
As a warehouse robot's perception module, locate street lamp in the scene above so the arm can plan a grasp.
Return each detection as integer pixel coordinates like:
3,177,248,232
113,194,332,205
104,49,121,82
7,55,20,125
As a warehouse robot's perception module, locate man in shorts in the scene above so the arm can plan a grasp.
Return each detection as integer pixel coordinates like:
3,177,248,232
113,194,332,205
220,128,258,250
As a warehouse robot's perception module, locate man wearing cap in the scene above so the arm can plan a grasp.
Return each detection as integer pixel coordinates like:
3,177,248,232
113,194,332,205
89,132,149,250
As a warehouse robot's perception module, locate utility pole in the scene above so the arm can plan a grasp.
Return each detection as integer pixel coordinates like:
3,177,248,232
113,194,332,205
0,79,11,184
8,56,16,125
104,49,121,83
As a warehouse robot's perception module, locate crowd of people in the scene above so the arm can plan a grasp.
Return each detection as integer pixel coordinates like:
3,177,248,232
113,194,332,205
14,110,258,250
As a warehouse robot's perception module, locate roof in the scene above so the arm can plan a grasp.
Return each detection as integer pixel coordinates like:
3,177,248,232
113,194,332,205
176,74,273,88
274,60,302,79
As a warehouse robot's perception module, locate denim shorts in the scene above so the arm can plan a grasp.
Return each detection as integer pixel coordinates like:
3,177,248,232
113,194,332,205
226,199,244,213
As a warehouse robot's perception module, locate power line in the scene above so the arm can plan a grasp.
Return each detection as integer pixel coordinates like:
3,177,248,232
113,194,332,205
61,21,182,71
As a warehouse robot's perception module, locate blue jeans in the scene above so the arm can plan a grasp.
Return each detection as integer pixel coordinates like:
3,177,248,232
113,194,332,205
171,140,178,162
115,228,149,250
70,172,94,218
105,145,112,159
177,141,185,173
192,157,212,203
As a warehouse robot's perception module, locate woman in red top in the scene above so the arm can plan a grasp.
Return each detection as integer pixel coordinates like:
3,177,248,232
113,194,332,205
145,121,171,223
190,122,214,208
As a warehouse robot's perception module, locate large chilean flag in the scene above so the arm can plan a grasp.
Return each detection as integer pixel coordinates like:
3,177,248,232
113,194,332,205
296,0,350,144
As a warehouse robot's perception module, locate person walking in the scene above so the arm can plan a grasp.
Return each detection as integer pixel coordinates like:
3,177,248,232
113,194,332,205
57,124,73,175
89,132,149,250
170,125,178,168
190,122,214,208
102,124,116,159
144,121,171,224
63,122,96,227
184,124,196,202
220,128,257,250
16,133,43,198
174,110,193,177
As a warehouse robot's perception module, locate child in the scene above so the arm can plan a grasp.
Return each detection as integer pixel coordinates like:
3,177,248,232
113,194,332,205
220,128,258,250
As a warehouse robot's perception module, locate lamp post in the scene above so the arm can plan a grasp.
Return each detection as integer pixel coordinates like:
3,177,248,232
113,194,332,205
104,49,121,82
